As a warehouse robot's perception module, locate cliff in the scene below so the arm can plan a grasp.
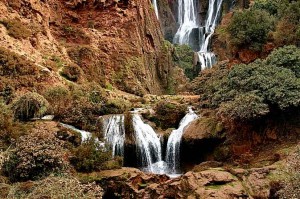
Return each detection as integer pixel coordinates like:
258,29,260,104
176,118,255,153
0,0,185,96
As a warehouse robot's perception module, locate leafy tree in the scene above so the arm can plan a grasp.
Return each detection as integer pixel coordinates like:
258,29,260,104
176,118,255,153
218,93,269,121
266,45,300,77
226,9,275,51
193,46,300,121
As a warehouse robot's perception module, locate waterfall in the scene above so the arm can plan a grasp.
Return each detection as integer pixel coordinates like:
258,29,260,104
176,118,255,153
152,0,159,19
174,0,224,70
59,123,105,148
98,108,198,176
173,0,199,45
60,123,93,142
102,115,125,157
132,113,162,172
165,107,198,174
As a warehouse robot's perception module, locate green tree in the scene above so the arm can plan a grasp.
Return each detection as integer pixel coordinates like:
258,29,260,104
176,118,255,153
226,9,275,51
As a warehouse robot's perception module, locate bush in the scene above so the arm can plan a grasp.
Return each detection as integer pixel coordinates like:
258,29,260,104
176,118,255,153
266,45,300,77
2,132,66,182
0,19,32,39
70,138,114,172
273,1,300,46
193,49,300,121
60,64,82,82
174,44,195,80
44,86,71,118
226,9,274,51
0,102,18,146
228,61,300,110
218,93,269,121
252,0,281,16
11,92,49,121
0,47,38,77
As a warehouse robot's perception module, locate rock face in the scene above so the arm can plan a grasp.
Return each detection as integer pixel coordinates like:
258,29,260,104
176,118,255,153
158,0,177,42
0,0,184,95
180,117,225,167
97,166,280,198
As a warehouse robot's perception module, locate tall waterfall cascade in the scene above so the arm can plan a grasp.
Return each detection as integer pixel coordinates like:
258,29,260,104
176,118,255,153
101,115,125,157
173,0,224,70
165,107,198,174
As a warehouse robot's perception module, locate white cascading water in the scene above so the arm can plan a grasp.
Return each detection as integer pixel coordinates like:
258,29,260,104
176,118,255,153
173,0,223,70
173,0,198,45
152,0,159,19
101,115,125,157
165,107,198,174
132,113,163,173
59,123,105,148
98,108,198,176
60,123,92,142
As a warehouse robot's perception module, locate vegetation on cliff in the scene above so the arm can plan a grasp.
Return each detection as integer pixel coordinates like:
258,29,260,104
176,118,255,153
192,45,300,121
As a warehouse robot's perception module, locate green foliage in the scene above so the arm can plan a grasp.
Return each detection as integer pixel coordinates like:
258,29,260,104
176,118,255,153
252,0,281,15
0,19,32,39
11,92,49,121
266,45,300,77
228,61,300,110
226,9,275,51
60,64,82,82
218,93,269,121
43,86,71,118
193,46,300,121
70,138,114,172
2,132,66,182
273,1,300,46
174,44,195,80
0,101,19,147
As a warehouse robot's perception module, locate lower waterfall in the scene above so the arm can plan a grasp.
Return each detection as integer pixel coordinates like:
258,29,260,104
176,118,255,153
98,108,198,176
102,115,125,157
165,107,198,174
132,113,162,171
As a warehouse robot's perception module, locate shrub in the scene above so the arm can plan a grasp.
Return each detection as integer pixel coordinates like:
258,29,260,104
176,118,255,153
2,132,66,182
226,9,274,51
44,86,71,118
0,19,32,39
193,49,300,121
228,62,300,110
67,46,94,66
252,0,281,16
60,64,82,82
0,102,17,146
11,92,49,121
273,1,300,46
0,47,38,77
70,138,113,172
218,93,269,121
174,44,195,80
266,45,300,77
